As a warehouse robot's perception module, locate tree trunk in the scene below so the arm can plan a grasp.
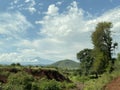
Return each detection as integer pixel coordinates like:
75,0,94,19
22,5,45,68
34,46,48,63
95,72,98,78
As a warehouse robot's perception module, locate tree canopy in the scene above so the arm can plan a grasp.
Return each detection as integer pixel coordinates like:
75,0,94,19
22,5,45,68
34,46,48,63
77,48,93,75
77,22,118,77
92,22,117,73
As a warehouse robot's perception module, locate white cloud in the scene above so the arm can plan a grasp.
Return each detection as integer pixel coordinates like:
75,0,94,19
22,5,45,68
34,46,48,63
56,1,63,5
25,0,30,3
46,4,59,15
26,0,36,13
0,1,120,63
0,12,33,57
35,1,120,61
13,0,19,4
0,50,41,63
9,0,36,14
0,12,33,39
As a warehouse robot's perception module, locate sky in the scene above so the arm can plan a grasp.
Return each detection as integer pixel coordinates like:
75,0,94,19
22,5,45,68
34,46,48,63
0,0,120,64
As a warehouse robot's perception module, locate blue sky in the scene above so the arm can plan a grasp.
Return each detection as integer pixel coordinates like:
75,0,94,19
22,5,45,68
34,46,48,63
0,0,120,64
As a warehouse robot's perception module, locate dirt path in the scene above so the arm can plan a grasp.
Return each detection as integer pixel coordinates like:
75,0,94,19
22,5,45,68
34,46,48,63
70,82,84,90
104,77,120,90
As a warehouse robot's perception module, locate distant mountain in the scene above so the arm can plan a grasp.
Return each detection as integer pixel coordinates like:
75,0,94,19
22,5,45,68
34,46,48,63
49,59,80,69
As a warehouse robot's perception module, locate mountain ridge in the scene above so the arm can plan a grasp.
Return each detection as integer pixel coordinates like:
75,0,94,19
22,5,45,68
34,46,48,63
49,59,79,69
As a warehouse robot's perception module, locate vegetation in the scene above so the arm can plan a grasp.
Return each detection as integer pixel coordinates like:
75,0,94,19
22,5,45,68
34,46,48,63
92,22,117,75
0,21,119,90
0,65,75,90
77,22,118,77
49,59,79,69
77,48,93,76
83,53,120,90
76,22,120,90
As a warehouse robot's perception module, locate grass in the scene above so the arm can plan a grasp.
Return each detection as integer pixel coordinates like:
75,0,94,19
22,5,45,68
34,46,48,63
0,65,76,90
83,70,120,90
83,59,120,90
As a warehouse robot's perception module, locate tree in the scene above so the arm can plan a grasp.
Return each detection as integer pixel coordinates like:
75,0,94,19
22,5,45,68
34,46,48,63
77,48,94,76
11,63,16,66
16,63,21,66
91,22,117,75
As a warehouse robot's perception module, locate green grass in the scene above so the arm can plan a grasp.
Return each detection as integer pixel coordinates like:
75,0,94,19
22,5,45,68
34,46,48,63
83,70,120,90
83,58,120,90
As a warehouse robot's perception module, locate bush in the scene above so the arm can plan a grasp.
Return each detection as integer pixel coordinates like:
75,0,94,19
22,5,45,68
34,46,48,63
40,79,61,90
31,82,39,90
3,71,34,90
64,82,76,89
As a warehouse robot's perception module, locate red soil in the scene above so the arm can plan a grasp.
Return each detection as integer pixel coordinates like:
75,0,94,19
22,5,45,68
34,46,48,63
104,77,120,90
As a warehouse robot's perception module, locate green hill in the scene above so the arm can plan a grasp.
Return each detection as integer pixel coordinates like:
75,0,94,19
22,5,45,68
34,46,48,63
49,59,79,69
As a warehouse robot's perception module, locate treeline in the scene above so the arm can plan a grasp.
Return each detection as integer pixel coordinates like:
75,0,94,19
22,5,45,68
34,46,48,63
77,22,118,77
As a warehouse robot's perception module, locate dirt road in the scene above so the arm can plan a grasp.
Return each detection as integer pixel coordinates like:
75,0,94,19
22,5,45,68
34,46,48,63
104,77,120,90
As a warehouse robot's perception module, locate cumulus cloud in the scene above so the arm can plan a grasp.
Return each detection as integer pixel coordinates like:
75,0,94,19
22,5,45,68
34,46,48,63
0,12,33,39
35,1,120,61
0,1,120,63
0,11,33,61
46,4,59,15
39,2,120,38
37,2,84,38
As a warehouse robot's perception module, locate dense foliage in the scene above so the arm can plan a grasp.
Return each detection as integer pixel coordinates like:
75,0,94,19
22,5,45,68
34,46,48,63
77,22,118,77
77,49,93,76
0,66,75,90
75,22,120,90
92,22,117,74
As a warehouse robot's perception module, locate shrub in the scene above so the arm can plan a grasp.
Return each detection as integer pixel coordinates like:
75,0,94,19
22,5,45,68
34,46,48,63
3,71,34,90
64,82,76,89
31,82,39,90
40,79,61,90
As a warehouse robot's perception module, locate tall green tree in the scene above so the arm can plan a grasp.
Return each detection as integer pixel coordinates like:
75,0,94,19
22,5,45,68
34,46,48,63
77,48,93,76
91,22,117,75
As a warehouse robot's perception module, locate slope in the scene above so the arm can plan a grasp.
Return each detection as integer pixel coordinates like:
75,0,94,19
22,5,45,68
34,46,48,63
49,59,79,69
